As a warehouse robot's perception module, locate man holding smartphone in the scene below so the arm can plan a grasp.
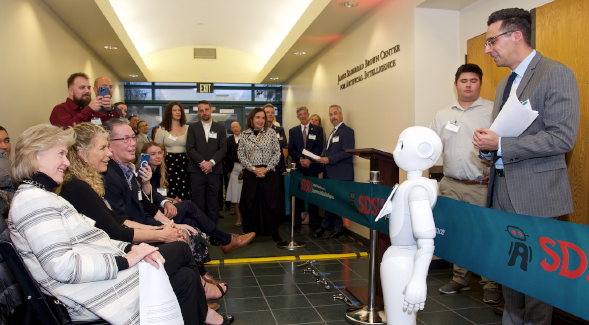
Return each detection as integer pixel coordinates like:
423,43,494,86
50,72,119,128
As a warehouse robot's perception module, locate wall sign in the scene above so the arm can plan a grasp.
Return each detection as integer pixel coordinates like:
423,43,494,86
338,45,400,90
197,83,214,93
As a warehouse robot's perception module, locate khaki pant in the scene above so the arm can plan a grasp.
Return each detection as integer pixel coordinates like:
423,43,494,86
440,176,498,291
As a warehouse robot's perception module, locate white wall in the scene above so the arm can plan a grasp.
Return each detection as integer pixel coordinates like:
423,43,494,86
459,0,554,58
0,0,123,156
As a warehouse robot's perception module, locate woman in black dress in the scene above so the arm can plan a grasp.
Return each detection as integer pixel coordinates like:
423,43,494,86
238,108,283,242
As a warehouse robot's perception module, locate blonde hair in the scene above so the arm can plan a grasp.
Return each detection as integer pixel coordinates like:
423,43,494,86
57,123,109,197
309,114,322,128
12,124,75,182
141,141,169,190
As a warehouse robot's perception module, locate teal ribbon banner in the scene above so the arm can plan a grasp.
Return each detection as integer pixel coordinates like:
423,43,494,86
285,171,589,321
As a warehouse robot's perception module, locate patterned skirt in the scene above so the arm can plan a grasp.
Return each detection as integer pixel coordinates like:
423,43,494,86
165,152,191,200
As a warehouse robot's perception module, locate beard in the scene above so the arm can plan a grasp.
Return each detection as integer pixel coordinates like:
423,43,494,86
73,92,92,107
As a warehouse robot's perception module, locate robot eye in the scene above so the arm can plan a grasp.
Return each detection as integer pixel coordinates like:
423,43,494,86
395,140,403,151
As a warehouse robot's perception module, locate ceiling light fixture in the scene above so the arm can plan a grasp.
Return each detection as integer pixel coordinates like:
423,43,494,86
339,1,358,8
129,75,138,77
294,52,306,55
104,46,118,50
270,77,279,80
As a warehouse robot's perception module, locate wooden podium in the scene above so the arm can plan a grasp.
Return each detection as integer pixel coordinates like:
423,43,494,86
345,148,399,309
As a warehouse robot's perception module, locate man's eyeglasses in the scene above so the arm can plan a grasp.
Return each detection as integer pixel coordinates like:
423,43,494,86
485,30,516,47
111,136,138,143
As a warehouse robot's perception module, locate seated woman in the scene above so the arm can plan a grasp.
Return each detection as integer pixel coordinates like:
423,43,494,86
57,123,227,301
141,141,255,255
8,124,233,325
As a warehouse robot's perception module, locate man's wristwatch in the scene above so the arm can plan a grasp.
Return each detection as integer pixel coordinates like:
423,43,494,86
251,167,256,172
162,199,173,206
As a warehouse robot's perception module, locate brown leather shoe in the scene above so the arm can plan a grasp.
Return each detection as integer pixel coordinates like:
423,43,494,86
203,272,227,286
208,302,220,311
221,233,256,254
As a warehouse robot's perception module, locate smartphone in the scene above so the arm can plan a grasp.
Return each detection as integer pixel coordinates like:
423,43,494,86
139,154,150,171
98,86,109,97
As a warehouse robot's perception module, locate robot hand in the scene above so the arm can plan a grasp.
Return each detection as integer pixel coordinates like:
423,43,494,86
402,276,427,314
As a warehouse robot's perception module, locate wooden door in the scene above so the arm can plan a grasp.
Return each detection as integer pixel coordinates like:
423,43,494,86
536,0,589,225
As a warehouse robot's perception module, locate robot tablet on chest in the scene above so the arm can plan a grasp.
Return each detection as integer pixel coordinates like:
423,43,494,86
375,126,442,324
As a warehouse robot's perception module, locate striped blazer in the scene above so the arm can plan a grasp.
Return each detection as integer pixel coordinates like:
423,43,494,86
8,184,140,325
487,52,580,217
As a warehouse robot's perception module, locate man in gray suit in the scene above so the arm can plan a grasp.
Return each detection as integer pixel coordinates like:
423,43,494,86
187,100,227,224
135,120,149,161
473,8,580,325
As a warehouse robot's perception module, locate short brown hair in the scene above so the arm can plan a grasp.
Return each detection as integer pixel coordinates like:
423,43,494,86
246,108,267,131
197,100,211,107
161,102,186,131
12,124,75,182
67,72,89,88
309,114,322,128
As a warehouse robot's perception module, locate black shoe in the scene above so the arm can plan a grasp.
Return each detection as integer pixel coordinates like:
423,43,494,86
218,214,225,219
272,233,282,242
210,237,221,246
325,230,345,239
313,228,326,238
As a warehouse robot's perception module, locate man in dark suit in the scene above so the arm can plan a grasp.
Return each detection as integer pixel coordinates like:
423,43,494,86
264,104,287,174
315,105,354,238
288,106,324,228
473,8,580,325
187,100,227,224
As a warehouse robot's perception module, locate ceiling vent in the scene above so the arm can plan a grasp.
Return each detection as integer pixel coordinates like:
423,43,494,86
194,48,217,59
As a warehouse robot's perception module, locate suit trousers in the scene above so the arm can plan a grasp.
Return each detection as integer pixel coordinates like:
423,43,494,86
294,172,320,227
167,200,232,245
190,172,222,225
440,177,498,291
493,173,553,325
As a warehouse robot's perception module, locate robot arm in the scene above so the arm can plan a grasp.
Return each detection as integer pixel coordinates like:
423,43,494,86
403,185,436,314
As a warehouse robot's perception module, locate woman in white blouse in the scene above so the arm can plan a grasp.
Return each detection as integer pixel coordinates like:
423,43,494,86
155,102,191,200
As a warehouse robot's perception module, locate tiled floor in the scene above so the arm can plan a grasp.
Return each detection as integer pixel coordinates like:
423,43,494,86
206,258,585,325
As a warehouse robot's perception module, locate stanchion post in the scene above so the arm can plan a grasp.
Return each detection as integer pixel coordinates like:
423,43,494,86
277,163,306,250
345,171,385,324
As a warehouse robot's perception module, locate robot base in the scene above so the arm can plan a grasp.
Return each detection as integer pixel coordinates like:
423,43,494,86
345,306,386,325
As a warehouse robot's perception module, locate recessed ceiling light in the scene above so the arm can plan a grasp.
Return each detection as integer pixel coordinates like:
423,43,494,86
270,77,279,80
129,75,138,77
104,46,118,50
339,1,358,8
294,52,306,55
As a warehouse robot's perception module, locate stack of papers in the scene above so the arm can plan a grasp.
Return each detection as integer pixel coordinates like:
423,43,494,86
302,149,321,161
490,94,538,137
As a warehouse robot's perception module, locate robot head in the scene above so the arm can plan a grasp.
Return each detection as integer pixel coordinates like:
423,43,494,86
393,126,442,172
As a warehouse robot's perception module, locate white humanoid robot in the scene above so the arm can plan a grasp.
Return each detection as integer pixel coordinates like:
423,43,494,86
375,126,442,325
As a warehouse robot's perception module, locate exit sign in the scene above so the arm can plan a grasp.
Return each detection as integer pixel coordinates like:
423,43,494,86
197,83,214,93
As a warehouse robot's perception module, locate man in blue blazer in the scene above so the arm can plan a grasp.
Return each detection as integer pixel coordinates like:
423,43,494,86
288,106,324,228
316,105,355,238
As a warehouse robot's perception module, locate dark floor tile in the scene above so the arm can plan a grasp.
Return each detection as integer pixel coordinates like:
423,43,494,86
329,279,368,290
305,292,353,307
421,298,450,313
224,297,270,313
455,306,503,324
221,276,259,288
253,266,288,276
467,291,504,305
430,273,454,282
261,283,303,296
322,270,363,282
219,265,254,278
291,272,323,284
227,310,276,325
297,282,335,294
273,306,323,324
417,310,473,325
432,294,487,309
315,304,350,322
307,247,330,254
426,276,444,285
267,294,312,309
314,259,346,265
326,321,349,325
256,274,295,286
249,262,282,269
427,268,453,275
314,263,350,273
322,245,360,254
225,286,264,299
338,258,369,265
